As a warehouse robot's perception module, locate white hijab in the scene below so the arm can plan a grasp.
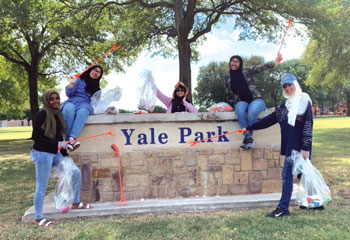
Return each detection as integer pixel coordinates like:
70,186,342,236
283,80,312,126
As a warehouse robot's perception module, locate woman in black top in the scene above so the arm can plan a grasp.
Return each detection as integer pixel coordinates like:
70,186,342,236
226,55,280,149
31,90,91,227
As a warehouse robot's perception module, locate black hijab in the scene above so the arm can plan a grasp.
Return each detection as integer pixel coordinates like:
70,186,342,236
171,83,189,113
229,55,253,103
80,65,103,96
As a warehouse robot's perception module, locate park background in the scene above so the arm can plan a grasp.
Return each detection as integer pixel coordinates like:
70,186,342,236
0,1,350,239
0,0,349,124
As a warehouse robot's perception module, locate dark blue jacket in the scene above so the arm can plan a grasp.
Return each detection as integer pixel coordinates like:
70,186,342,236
247,102,313,157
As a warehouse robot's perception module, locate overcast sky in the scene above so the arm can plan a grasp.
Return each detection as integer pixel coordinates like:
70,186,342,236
60,20,308,111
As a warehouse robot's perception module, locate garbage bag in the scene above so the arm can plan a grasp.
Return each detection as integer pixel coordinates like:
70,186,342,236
137,70,157,113
207,102,233,112
290,150,332,208
51,157,80,212
91,86,122,114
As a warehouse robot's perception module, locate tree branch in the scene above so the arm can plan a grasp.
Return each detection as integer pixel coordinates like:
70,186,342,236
0,50,29,68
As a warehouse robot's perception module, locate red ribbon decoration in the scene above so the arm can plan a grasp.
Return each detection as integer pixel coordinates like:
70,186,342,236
70,41,121,80
58,129,116,150
276,17,294,63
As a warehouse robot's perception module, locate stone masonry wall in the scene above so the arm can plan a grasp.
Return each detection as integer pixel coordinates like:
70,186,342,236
70,146,283,203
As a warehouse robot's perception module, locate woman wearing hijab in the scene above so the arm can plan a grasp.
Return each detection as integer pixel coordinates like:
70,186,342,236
31,90,91,227
156,81,198,113
225,55,280,150
243,73,314,218
61,65,103,151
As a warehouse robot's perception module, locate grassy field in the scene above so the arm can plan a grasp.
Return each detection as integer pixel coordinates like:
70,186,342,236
0,117,349,240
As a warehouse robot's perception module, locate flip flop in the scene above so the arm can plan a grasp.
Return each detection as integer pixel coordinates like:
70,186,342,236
71,202,93,209
34,218,54,227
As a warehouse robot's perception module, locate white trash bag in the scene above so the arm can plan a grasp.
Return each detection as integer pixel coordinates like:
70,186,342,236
137,70,157,113
51,157,80,213
291,150,332,208
91,86,122,114
207,102,233,112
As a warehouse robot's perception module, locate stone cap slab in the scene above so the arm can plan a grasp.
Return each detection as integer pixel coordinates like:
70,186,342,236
86,109,275,124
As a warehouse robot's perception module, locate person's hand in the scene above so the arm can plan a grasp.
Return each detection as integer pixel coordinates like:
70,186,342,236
242,128,249,134
58,141,68,149
68,77,77,88
69,76,77,84
276,54,283,64
183,97,187,103
300,150,309,160
272,54,282,66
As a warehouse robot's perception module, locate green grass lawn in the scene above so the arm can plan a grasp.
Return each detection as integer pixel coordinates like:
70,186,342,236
0,117,349,240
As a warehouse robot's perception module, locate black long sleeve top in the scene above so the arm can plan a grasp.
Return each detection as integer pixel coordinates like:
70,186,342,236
247,102,313,157
31,110,68,156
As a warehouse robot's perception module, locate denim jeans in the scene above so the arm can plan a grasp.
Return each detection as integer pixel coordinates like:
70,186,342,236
278,157,294,210
62,102,90,139
235,98,265,138
31,149,82,219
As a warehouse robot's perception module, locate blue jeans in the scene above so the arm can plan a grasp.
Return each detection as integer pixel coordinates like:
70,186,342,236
62,102,90,139
278,157,294,210
235,99,265,138
31,149,82,219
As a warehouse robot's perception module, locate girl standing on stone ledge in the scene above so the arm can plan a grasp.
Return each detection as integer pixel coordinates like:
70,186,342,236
155,81,198,113
31,90,92,227
61,65,103,151
243,73,317,218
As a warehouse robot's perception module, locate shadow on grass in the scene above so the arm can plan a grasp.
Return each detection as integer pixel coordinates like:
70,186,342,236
0,139,33,155
0,139,36,215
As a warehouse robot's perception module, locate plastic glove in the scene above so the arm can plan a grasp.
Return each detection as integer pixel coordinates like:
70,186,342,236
58,141,68,149
69,77,77,84
242,128,249,134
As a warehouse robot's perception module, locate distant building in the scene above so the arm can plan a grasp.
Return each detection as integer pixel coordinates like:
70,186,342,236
0,119,32,127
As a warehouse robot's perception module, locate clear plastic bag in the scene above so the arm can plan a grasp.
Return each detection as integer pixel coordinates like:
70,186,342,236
290,151,332,208
137,70,157,113
207,102,233,112
91,86,122,114
51,157,80,212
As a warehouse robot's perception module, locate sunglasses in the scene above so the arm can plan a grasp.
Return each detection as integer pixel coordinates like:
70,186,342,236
176,88,185,92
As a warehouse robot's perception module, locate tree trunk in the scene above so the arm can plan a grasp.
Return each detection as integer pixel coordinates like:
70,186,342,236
178,38,192,101
27,67,39,127
174,0,194,102
346,91,350,116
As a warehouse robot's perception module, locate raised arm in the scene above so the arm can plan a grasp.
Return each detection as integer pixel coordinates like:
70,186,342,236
65,77,82,98
246,111,278,131
156,88,172,108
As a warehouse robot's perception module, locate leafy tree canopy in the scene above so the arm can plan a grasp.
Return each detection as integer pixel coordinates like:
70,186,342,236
0,0,145,122
60,0,329,102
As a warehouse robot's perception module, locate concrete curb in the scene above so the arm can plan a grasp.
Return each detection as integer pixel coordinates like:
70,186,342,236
22,192,296,222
